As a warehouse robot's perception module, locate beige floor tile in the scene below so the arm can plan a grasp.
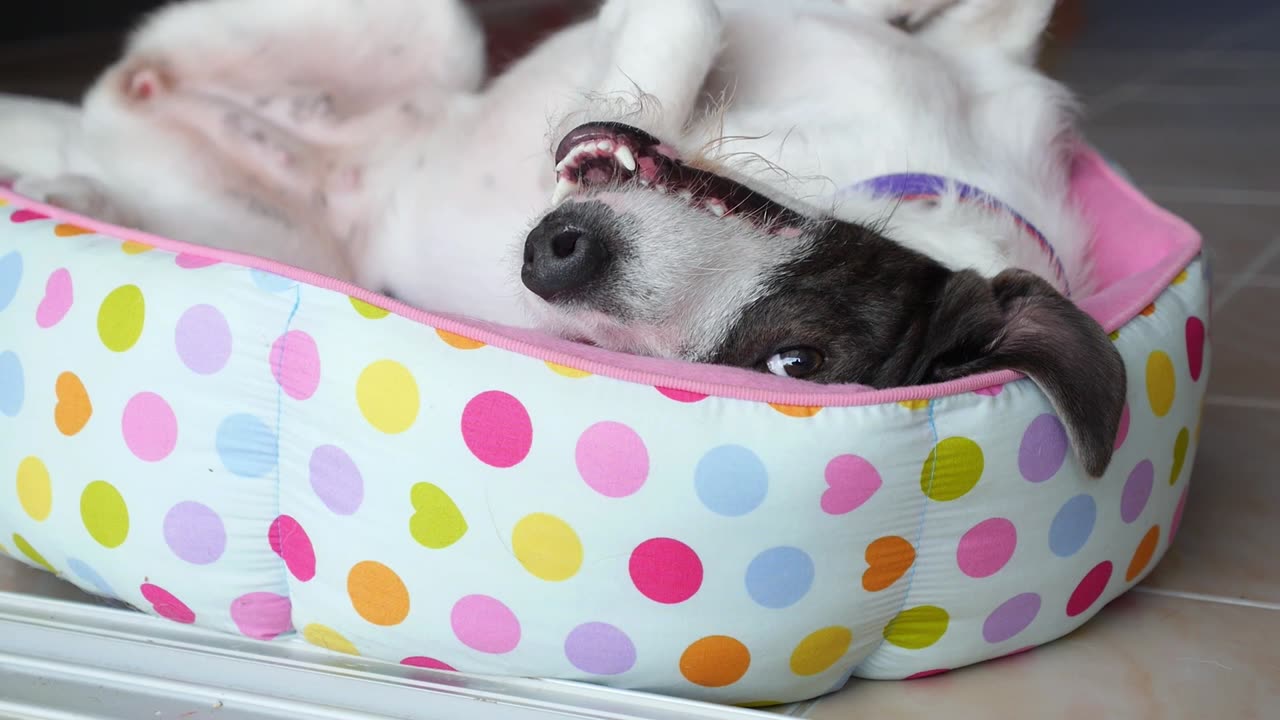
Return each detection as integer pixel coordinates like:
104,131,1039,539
1141,404,1280,602
805,593,1280,720
1201,287,1280,400
0,555,102,604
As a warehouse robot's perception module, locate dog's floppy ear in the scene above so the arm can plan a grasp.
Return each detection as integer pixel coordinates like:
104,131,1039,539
916,268,1126,478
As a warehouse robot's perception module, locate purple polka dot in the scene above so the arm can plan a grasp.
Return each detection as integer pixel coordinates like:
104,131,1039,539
1018,414,1068,482
1121,460,1154,524
309,445,363,515
563,622,636,676
163,502,227,565
174,305,232,375
983,593,1041,644
230,592,293,640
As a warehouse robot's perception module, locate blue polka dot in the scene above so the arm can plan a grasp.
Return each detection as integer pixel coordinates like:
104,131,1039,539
249,269,297,293
66,557,117,598
1049,494,1096,557
216,413,279,477
0,351,23,417
745,546,814,609
695,444,768,516
0,251,21,312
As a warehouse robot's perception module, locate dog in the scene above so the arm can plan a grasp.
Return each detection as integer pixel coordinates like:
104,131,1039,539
0,0,1124,476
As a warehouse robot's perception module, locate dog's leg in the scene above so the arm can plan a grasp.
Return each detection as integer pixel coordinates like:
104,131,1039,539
836,0,1056,61
12,174,138,227
567,0,724,142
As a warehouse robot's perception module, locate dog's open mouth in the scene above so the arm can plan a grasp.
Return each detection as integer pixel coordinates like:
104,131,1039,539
551,122,808,235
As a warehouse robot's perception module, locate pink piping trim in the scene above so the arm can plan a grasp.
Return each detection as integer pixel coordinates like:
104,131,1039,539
0,149,1201,407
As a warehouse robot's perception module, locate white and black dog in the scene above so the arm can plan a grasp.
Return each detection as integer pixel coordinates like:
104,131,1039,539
0,0,1124,475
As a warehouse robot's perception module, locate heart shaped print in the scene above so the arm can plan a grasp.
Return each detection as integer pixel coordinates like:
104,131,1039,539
54,371,92,436
10,209,48,223
862,535,916,592
410,482,468,549
36,268,73,328
822,454,882,515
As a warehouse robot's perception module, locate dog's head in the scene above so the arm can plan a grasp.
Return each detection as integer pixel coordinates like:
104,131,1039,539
521,123,1125,476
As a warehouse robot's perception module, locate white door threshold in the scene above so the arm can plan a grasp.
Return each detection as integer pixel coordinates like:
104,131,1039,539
0,591,767,720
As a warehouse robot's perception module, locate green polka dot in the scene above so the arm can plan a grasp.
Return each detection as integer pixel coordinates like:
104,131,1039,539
920,437,984,501
80,481,129,548
12,533,56,573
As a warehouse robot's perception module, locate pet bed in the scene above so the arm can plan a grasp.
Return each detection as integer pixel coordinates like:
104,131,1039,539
0,148,1207,706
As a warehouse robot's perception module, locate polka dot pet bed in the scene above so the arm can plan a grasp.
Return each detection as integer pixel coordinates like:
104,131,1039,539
0,148,1207,706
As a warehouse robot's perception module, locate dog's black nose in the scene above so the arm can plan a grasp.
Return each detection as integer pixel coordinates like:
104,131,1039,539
522,209,613,301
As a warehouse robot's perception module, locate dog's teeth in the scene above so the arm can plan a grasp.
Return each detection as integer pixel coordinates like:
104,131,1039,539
705,199,727,217
614,146,637,172
551,178,578,205
596,140,614,152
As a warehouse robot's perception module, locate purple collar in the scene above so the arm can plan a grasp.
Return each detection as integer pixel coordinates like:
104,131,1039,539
845,173,1070,297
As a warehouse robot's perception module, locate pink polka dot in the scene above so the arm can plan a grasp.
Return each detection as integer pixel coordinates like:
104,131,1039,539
230,592,293,640
956,517,1017,578
401,656,457,672
822,454,882,515
906,669,950,680
11,209,49,223
628,538,703,604
35,268,73,329
576,421,649,497
268,515,316,582
450,595,521,654
1186,316,1205,382
122,392,178,462
270,330,321,401
1066,561,1113,617
656,386,708,403
175,253,219,269
974,384,1003,397
1115,403,1131,450
461,391,533,468
139,583,196,624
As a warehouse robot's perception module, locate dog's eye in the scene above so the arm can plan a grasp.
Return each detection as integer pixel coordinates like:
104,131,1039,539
765,347,824,378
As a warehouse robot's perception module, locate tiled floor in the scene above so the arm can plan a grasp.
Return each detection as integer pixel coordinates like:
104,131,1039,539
2,1,1278,718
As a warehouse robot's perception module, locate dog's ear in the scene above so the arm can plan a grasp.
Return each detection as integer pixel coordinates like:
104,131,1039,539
915,268,1126,478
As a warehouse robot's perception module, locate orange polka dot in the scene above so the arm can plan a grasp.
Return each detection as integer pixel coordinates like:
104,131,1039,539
680,635,751,687
436,329,486,350
347,561,410,626
54,371,92,436
862,536,916,591
768,403,821,418
1140,303,1156,317
1126,525,1161,582
546,362,591,378
54,224,92,237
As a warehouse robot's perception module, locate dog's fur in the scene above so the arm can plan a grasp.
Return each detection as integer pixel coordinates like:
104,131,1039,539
0,0,1125,475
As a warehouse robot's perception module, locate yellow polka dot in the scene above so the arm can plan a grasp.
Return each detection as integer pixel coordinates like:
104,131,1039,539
80,480,129,548
349,297,390,319
737,701,784,709
790,626,853,676
120,241,153,255
1170,427,1190,485
436,329,486,350
17,456,52,521
1146,351,1176,417
769,403,822,418
97,284,145,352
1172,270,1189,285
0,197,8,206
512,512,583,582
920,437,984,502
302,623,359,655
883,606,949,650
1109,330,1121,342
898,399,930,411
347,561,411,626
409,482,468,549
356,360,419,434
12,533,56,573
546,362,592,378
680,636,751,687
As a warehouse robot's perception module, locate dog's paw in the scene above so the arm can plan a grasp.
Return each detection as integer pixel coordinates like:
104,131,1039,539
12,174,133,225
116,60,177,104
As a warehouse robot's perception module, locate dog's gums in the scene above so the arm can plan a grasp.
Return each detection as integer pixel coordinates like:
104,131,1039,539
552,122,807,236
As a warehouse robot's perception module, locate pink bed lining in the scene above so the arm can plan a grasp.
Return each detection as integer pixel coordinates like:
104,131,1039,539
0,149,1202,407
